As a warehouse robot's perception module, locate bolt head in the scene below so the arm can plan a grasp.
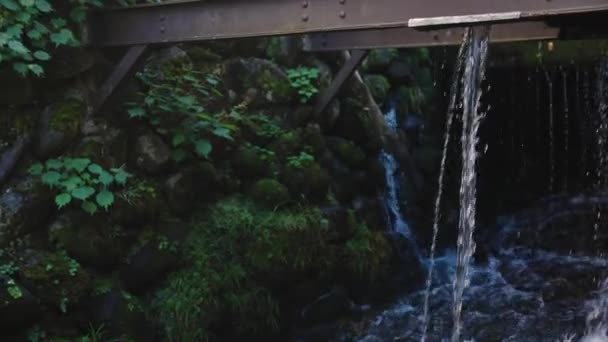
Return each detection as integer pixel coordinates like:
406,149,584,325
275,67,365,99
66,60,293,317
339,0,346,4
302,14,309,22
339,10,346,18
302,0,309,8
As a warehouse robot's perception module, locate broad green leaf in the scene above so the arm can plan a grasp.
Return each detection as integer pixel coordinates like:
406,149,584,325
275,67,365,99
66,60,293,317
127,107,145,118
61,176,82,191
28,163,44,175
19,0,34,6
72,186,95,200
28,64,44,77
172,148,187,162
34,0,51,12
81,201,97,215
212,127,233,141
0,0,18,10
33,50,50,61
50,18,66,29
8,40,29,55
15,11,31,23
50,29,74,46
45,159,62,170
55,193,72,208
114,172,129,185
98,171,113,186
66,158,90,172
176,95,196,106
195,140,212,159
172,133,185,147
13,62,27,76
95,190,114,210
87,164,103,175
69,6,86,23
42,171,61,186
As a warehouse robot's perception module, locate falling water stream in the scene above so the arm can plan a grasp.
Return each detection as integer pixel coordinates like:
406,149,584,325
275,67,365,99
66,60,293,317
451,26,490,342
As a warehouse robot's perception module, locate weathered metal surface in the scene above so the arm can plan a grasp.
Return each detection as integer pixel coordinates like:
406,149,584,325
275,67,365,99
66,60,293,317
315,49,368,115
306,21,560,51
91,45,149,115
86,0,608,47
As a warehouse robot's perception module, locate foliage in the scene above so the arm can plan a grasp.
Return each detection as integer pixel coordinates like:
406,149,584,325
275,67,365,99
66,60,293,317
286,151,314,169
0,0,137,76
28,157,131,214
26,326,46,342
127,62,235,161
286,66,320,104
246,113,282,138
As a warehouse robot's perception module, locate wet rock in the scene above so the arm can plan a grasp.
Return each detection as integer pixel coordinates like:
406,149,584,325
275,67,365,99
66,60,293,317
132,132,171,175
0,275,43,333
49,212,128,269
35,100,84,159
17,249,91,311
0,177,53,247
120,240,178,292
165,163,218,214
222,58,296,107
249,178,291,208
300,288,354,325
0,134,31,187
75,125,127,169
88,289,152,340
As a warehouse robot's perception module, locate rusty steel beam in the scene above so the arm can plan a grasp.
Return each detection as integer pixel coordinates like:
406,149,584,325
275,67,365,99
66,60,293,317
306,21,561,51
85,0,608,47
315,49,369,115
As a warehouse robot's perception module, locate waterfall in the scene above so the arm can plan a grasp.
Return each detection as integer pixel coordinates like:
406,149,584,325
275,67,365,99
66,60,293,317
451,26,490,342
546,69,556,192
380,104,414,239
420,30,469,342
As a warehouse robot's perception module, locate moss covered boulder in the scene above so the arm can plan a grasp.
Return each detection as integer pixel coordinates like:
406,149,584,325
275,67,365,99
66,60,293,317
222,58,296,107
363,49,398,72
131,131,172,175
232,144,277,180
281,162,330,203
327,137,367,170
249,178,290,208
48,212,129,269
17,250,91,312
165,163,219,214
364,74,391,104
75,126,127,169
35,100,84,159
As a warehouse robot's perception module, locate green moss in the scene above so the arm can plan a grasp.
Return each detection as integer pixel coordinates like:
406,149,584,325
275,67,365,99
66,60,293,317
364,48,398,71
249,178,290,208
269,129,305,158
282,161,330,202
364,74,391,104
48,100,84,132
257,68,294,101
333,139,367,169
233,144,276,179
18,250,90,311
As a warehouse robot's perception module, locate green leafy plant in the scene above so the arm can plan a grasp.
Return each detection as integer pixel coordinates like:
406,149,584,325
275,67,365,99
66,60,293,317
287,151,314,168
28,157,131,214
0,0,138,76
286,66,320,103
26,326,46,342
127,64,235,161
6,278,22,299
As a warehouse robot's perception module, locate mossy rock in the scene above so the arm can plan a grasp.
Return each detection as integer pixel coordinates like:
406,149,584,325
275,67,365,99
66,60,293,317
35,100,84,159
249,178,290,208
364,74,391,104
362,49,398,72
18,249,91,311
327,137,367,169
74,126,127,169
269,129,305,159
48,212,129,269
281,162,330,203
233,144,277,180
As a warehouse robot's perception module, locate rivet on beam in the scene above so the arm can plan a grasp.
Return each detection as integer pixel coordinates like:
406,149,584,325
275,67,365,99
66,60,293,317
339,10,346,18
302,0,308,8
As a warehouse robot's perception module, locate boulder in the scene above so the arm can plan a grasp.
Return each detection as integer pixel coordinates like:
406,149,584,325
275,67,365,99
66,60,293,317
131,132,171,175
120,240,178,292
35,100,84,159
17,249,91,311
164,163,219,214
249,178,291,208
75,125,127,169
0,177,53,247
48,212,128,269
221,58,296,107
326,137,367,170
232,144,277,180
281,162,330,203
300,288,354,325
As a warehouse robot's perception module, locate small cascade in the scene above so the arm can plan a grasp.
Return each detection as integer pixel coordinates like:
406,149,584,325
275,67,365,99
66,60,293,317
380,104,414,239
594,59,608,242
420,28,469,342
451,25,490,342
